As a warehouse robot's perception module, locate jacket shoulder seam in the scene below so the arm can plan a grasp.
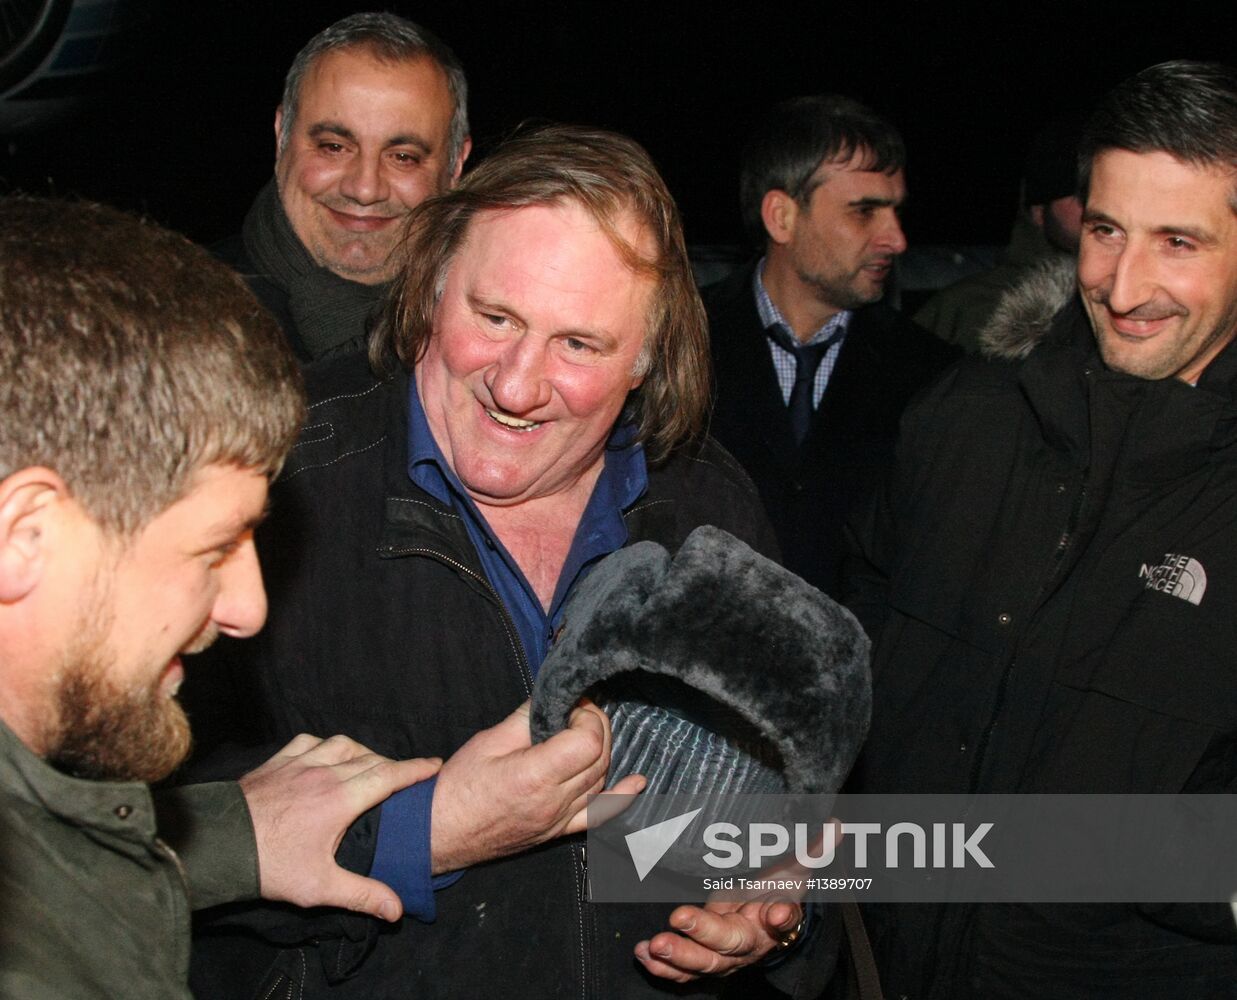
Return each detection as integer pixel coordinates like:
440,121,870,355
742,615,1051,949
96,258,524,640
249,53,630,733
386,496,463,521
309,379,390,411
624,498,674,519
281,434,386,482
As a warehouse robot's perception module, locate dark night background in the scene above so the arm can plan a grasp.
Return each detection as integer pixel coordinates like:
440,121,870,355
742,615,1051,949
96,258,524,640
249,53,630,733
2,2,1233,254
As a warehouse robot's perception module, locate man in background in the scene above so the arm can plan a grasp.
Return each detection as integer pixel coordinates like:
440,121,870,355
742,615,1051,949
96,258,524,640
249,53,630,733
916,115,1086,352
219,12,471,362
705,94,958,597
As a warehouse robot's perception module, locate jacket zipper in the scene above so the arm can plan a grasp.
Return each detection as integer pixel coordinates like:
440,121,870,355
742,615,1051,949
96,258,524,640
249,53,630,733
573,841,592,999
579,842,590,901
381,544,534,695
383,545,596,990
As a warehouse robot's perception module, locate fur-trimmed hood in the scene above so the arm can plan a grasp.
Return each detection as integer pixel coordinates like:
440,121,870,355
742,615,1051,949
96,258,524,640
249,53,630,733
978,255,1078,361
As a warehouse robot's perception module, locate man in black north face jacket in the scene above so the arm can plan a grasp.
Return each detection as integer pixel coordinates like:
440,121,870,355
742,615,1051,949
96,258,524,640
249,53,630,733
845,60,1237,999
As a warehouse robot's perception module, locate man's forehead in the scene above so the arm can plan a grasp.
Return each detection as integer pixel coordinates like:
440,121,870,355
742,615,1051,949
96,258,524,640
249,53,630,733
811,143,898,175
436,201,657,336
807,154,906,202
305,42,442,86
1085,148,1237,214
297,47,452,124
156,464,268,522
456,200,655,274
1084,149,1237,229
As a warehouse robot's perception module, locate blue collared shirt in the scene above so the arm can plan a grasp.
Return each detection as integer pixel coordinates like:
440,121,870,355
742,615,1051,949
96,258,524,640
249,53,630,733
370,377,649,918
754,257,851,408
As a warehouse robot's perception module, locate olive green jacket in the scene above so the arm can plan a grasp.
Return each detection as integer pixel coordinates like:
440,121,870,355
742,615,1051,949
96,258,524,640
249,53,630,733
0,719,259,999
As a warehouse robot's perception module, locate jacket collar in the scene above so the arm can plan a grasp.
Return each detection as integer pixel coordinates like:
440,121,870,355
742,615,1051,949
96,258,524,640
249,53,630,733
1013,291,1237,477
0,715,159,847
367,371,486,575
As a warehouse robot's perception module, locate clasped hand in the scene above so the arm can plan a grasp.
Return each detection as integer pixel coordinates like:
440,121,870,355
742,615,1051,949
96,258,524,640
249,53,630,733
430,699,645,874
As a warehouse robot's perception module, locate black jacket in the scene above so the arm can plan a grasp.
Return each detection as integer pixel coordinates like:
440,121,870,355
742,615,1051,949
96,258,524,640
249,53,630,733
704,262,959,597
845,262,1237,998
184,353,836,1000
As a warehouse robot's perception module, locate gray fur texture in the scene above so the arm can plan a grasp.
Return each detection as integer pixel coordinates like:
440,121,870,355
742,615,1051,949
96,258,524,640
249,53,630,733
978,255,1077,361
530,525,872,795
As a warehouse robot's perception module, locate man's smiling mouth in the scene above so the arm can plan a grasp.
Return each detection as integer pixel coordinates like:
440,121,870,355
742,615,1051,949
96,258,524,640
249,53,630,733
486,408,542,431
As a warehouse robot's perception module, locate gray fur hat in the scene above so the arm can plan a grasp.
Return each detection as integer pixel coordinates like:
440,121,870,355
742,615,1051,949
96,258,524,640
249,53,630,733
530,525,871,797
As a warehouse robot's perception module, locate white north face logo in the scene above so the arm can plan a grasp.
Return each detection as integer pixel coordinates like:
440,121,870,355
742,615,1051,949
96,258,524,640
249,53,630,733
1140,553,1208,606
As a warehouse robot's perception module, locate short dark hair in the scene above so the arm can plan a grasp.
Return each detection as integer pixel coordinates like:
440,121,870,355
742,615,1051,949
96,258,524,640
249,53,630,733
279,12,470,171
1079,60,1237,207
376,124,709,464
0,197,305,534
740,95,906,244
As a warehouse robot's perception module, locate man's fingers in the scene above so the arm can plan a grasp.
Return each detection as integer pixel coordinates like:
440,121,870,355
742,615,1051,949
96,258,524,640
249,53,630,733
394,755,443,784
634,900,801,982
274,732,324,757
636,931,729,980
251,734,376,775
758,899,801,936
588,775,647,825
607,773,647,797
315,869,406,924
319,751,442,784
670,905,755,955
527,717,641,836
633,939,700,983
568,698,613,757
561,775,647,834
517,699,612,791
565,700,609,738
290,733,382,766
243,736,442,802
526,722,607,787
696,899,800,948
243,732,322,776
341,756,443,808
558,778,611,836
497,700,533,738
